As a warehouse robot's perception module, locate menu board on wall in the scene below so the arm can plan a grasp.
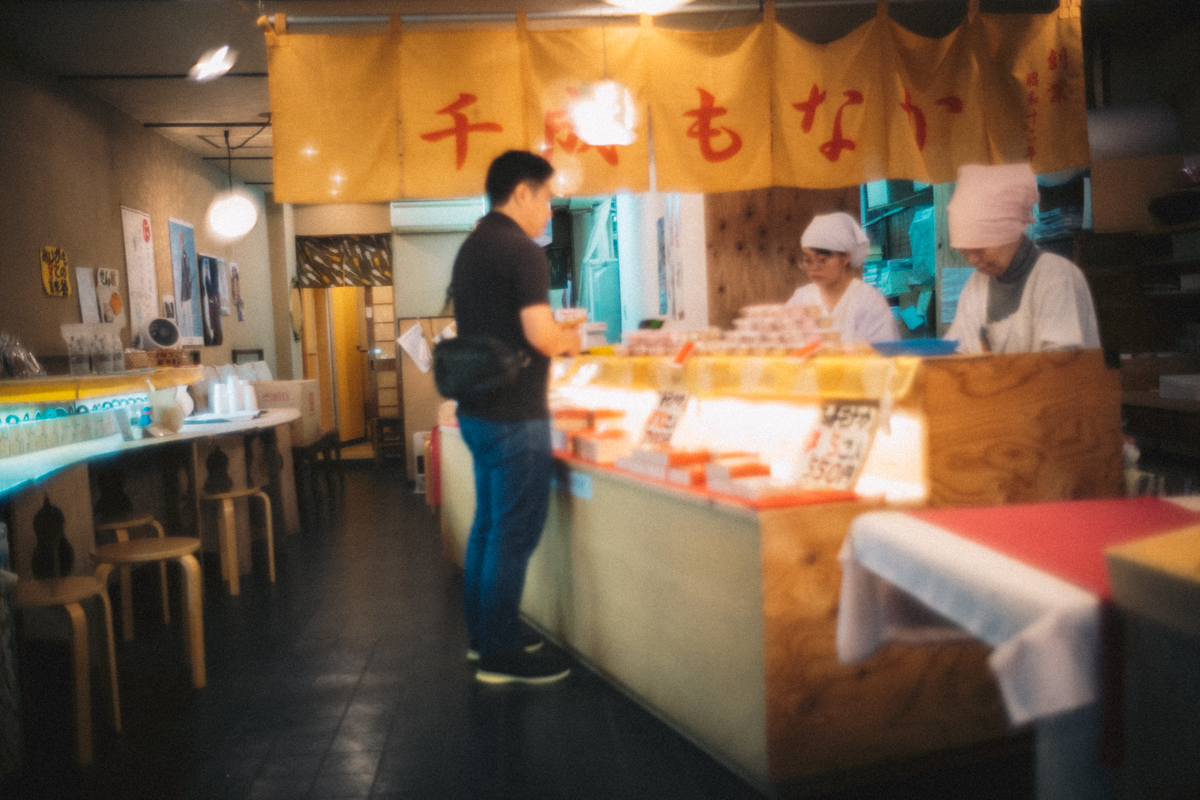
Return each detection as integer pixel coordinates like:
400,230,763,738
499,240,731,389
168,218,202,345
121,207,157,349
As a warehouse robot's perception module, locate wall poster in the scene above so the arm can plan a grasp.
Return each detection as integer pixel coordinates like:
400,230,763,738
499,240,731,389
229,263,244,322
120,207,157,349
198,253,224,346
96,267,126,328
217,256,231,316
168,218,202,345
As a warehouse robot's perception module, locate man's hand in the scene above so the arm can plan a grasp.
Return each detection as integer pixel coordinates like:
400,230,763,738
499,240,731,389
521,303,582,357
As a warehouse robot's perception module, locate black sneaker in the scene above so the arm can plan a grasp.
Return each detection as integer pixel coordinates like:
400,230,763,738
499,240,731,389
475,650,570,686
467,630,544,662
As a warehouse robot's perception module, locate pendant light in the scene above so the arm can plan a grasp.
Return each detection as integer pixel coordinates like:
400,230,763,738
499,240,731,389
567,14,638,147
206,129,258,242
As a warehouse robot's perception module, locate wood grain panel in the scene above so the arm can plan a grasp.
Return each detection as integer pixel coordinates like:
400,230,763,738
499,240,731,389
761,500,1009,781
918,350,1123,507
705,187,860,329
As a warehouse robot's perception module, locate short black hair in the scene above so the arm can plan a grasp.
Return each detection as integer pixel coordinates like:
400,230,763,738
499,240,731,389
485,150,554,207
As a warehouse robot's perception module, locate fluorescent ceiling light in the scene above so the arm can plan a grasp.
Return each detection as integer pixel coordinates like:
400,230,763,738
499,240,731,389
605,0,693,14
190,46,237,82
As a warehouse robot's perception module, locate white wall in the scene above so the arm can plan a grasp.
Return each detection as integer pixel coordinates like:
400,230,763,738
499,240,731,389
392,232,467,319
615,192,708,334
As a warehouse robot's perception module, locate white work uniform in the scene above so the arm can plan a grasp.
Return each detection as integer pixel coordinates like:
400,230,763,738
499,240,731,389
787,278,899,344
947,251,1100,354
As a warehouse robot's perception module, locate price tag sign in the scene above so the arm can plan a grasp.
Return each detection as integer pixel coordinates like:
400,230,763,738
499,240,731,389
797,401,880,491
640,391,689,447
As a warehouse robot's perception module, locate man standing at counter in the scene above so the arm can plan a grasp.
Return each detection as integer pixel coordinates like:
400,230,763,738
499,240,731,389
450,150,581,685
946,163,1101,354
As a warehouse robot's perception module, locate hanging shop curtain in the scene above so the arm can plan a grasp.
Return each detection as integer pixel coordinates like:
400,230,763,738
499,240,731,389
399,26,528,198
521,19,652,196
262,0,1086,202
296,234,393,288
261,15,403,204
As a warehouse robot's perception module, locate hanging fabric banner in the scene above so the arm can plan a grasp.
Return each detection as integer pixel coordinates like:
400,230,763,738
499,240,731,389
263,1,1088,202
975,0,1088,174
773,11,894,188
648,22,773,193
261,15,403,204
400,28,527,198
522,19,651,195
296,235,393,288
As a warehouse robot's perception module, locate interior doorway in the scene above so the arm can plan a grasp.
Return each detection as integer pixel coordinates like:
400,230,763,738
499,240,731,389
300,286,367,443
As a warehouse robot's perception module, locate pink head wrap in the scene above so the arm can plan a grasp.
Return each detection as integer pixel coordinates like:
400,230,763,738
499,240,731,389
948,163,1039,249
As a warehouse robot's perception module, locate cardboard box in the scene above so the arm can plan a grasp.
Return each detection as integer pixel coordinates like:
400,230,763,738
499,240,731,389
253,379,321,445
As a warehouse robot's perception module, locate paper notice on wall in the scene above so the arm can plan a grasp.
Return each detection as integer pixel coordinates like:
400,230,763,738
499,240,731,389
96,267,126,328
121,207,157,348
398,323,432,373
75,267,100,323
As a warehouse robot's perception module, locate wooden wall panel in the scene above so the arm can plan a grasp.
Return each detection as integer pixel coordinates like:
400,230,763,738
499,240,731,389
760,499,1009,783
705,186,861,329
918,350,1124,507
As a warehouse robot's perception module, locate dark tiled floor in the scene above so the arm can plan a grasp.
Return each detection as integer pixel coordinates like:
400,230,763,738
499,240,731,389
3,462,1032,799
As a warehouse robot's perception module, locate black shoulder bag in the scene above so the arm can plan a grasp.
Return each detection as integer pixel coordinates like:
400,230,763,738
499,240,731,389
433,336,531,402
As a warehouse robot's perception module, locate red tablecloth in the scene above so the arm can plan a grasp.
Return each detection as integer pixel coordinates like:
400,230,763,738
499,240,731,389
910,497,1200,600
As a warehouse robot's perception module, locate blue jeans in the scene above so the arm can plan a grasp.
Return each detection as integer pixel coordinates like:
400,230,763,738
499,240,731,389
457,415,552,657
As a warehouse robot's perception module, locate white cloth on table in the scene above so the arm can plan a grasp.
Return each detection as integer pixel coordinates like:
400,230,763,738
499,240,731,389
945,252,1101,355
786,279,900,344
836,510,1102,726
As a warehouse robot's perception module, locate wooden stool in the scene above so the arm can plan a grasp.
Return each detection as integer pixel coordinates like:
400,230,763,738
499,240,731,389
199,485,275,596
14,576,121,766
94,515,170,642
92,537,206,688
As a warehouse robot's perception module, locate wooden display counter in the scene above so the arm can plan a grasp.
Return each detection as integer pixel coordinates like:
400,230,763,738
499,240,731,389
439,349,1122,793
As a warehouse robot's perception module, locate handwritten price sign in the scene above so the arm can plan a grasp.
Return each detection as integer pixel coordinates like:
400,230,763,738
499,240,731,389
798,401,880,491
640,391,689,448
40,246,71,297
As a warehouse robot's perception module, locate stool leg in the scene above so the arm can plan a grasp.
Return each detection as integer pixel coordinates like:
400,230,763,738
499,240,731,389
113,526,135,642
96,589,122,733
119,565,134,642
220,498,240,596
64,602,92,766
255,491,276,583
178,554,206,688
149,519,170,625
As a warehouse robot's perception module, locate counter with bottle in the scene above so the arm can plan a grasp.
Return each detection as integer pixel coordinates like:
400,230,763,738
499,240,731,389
438,348,1122,793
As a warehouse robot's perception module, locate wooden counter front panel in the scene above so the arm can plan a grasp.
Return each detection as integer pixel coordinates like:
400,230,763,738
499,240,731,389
760,500,1009,781
918,350,1122,508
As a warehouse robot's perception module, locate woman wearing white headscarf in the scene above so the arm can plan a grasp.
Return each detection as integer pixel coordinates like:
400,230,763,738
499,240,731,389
946,163,1100,354
787,211,899,343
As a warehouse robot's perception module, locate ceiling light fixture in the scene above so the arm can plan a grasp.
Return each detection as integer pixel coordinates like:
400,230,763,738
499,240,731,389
206,130,258,241
567,15,638,147
190,45,238,82
604,0,693,15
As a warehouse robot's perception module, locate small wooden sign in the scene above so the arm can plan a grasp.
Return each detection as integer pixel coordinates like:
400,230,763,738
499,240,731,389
797,401,880,491
640,390,689,448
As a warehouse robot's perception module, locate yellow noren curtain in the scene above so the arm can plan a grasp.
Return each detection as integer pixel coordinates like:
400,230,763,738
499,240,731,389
263,0,1088,203
399,28,528,198
264,16,402,204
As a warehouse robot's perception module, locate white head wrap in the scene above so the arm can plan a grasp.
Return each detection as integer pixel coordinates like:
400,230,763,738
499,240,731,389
948,163,1039,249
800,212,871,268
